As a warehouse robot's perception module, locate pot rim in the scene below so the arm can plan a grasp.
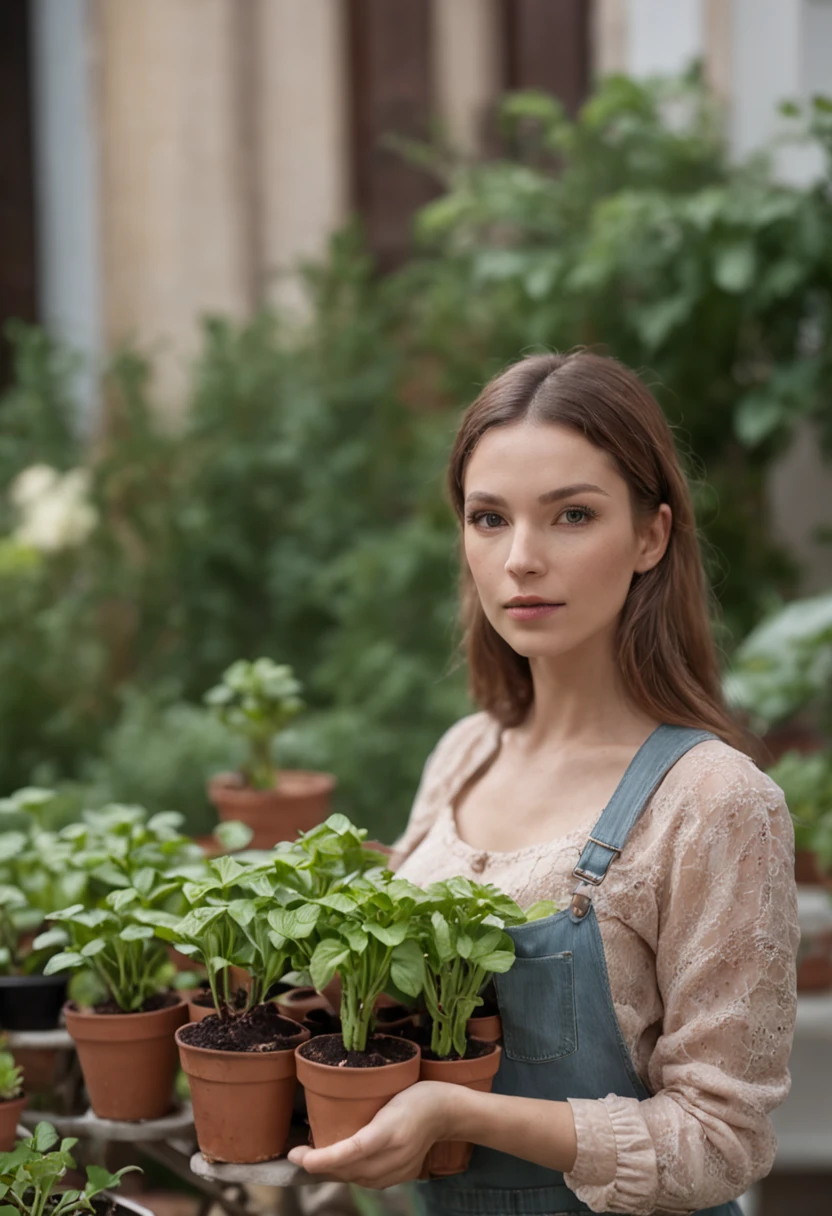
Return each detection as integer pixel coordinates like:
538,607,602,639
63,995,185,1024
175,1019,309,1059
296,1032,420,1072
0,1093,27,1109
209,769,336,793
0,973,68,988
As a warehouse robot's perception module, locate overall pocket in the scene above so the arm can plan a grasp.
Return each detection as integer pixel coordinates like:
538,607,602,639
494,951,577,1064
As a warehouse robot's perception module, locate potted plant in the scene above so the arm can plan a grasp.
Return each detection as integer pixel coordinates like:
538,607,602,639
0,789,87,1030
0,1120,150,1216
43,883,187,1121
0,1042,26,1152
162,859,311,1163
294,875,425,1149
407,878,534,1177
269,814,388,1020
204,658,335,848
767,749,832,889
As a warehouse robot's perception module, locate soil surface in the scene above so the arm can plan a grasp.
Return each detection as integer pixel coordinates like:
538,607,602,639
83,992,180,1016
179,1002,303,1052
300,1034,417,1069
391,1023,496,1062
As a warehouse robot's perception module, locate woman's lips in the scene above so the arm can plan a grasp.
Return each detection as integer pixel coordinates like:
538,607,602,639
505,603,564,620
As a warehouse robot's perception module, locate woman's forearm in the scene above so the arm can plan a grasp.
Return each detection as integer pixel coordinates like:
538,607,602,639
445,1085,578,1174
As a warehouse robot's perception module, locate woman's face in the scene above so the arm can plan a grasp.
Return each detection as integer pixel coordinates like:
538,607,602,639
462,420,670,662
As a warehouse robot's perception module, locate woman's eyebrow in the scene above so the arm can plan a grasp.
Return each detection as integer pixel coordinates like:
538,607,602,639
465,483,611,507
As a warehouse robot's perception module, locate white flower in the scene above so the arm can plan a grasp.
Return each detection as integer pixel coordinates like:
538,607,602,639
9,463,98,552
9,464,59,509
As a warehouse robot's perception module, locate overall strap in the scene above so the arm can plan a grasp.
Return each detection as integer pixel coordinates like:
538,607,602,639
572,724,718,888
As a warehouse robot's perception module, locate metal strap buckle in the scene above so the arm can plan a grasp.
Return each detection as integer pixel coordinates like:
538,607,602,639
587,835,621,856
571,837,622,887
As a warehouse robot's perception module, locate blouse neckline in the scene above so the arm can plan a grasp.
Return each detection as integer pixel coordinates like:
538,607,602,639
440,715,595,863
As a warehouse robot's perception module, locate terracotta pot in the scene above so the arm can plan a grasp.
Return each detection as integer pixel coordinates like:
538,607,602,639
0,1094,26,1151
188,999,218,1024
177,1019,309,1164
466,1013,503,1043
419,1044,502,1177
277,987,334,1024
373,1005,418,1033
797,953,832,991
228,966,252,994
11,1047,59,1093
208,770,336,849
64,999,188,1120
165,944,202,974
295,1034,420,1149
794,848,832,888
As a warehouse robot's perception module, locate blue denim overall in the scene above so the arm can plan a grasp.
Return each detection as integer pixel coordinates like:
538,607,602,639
421,724,743,1216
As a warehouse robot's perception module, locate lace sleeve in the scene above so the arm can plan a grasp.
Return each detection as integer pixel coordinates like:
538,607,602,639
565,757,799,1215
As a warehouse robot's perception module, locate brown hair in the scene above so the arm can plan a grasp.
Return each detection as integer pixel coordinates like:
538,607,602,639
447,351,757,758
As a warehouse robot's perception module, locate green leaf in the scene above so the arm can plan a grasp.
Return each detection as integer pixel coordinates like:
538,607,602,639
455,931,473,959
119,924,154,942
365,922,408,947
475,949,516,974
32,1122,59,1152
80,938,109,957
309,938,350,990
390,939,425,998
213,820,254,851
43,951,85,974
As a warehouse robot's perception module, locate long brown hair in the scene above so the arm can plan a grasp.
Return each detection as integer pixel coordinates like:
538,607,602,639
447,351,757,758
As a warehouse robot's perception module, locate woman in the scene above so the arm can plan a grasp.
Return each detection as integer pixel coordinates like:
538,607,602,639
289,352,799,1216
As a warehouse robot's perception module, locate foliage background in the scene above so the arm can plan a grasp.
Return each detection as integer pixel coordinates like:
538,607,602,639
1,73,831,842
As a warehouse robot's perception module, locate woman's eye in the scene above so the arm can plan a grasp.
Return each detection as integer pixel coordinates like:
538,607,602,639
561,506,595,526
482,512,504,528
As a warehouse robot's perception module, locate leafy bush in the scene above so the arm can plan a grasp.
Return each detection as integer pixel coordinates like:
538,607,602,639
0,1121,138,1216
2,74,832,843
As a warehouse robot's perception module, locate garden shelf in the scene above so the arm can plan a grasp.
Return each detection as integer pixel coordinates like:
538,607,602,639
190,1123,322,1188
18,1104,194,1142
5,1028,74,1050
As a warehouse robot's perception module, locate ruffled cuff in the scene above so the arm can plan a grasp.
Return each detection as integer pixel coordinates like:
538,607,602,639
564,1096,660,1216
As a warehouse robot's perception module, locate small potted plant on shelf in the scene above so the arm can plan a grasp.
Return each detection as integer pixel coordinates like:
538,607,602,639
0,1041,26,1152
161,859,311,1164
0,789,88,1031
43,881,187,1122
294,875,426,1149
0,1120,150,1216
204,658,336,848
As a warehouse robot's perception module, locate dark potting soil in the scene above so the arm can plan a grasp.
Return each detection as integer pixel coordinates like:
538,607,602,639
179,1002,303,1052
300,1034,417,1069
83,992,180,1016
391,1022,495,1062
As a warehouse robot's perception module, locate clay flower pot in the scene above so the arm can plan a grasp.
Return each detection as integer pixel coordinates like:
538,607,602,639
64,998,188,1120
295,1034,420,1149
466,1013,503,1043
188,998,219,1024
419,1043,502,1177
176,1017,309,1163
0,1094,26,1151
208,770,336,849
276,987,334,1024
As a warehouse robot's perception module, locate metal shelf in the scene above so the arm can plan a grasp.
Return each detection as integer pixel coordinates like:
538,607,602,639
19,1104,194,1142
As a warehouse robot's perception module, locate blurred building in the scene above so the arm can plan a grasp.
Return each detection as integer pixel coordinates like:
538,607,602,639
1,0,831,590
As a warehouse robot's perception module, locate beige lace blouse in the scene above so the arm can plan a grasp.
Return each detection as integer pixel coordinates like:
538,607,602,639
391,713,799,1216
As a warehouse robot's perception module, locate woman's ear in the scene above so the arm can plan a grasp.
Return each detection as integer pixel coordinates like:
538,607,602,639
634,503,672,574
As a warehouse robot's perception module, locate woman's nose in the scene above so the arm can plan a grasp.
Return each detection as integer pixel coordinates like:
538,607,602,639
505,526,546,579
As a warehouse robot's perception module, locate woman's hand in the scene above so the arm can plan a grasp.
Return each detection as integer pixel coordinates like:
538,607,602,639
288,1081,456,1189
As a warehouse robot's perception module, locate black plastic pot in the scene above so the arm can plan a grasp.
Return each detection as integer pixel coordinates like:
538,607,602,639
0,973,68,1030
